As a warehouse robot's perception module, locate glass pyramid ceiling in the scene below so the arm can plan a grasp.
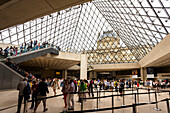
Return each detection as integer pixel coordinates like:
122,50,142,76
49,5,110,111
0,0,169,64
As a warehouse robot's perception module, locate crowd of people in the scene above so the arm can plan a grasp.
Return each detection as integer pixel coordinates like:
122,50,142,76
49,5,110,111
0,40,60,58
5,58,35,80
16,77,170,113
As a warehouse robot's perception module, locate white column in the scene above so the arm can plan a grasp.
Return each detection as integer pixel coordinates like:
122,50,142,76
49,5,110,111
80,54,87,79
141,68,147,81
62,70,67,79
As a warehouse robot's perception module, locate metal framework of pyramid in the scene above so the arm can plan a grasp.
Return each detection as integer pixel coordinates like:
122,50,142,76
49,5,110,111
0,0,169,65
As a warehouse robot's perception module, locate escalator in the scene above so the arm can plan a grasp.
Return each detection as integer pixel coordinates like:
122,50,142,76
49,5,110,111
0,47,59,89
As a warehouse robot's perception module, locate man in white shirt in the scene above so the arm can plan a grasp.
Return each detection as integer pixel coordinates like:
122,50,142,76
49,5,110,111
68,80,75,110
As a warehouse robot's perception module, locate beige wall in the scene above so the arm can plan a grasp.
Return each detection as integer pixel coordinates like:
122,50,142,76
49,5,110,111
91,63,140,71
52,51,81,61
139,34,170,67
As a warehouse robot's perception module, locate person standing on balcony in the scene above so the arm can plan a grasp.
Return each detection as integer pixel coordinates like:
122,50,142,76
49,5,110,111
20,44,23,55
15,47,18,56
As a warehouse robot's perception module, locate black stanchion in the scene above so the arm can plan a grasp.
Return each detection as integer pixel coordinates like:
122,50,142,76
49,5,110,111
137,88,140,104
112,95,114,113
134,93,137,104
95,89,99,110
116,91,120,101
122,93,126,106
81,93,83,112
148,88,152,103
132,87,134,99
166,98,169,113
132,104,137,113
104,88,105,96
154,91,161,111
99,88,101,103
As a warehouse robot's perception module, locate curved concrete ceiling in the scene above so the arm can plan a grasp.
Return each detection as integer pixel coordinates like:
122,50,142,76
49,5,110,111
0,0,91,30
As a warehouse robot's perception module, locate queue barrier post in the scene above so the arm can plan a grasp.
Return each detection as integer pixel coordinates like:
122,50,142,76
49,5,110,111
112,95,114,113
137,88,140,104
122,92,126,106
132,104,137,113
166,98,169,113
81,92,83,112
134,93,137,104
132,87,134,99
148,88,152,103
99,88,101,103
116,90,120,101
154,91,161,111
95,89,99,110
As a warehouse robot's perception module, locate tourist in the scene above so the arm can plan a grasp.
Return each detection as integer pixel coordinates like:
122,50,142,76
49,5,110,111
4,47,8,58
68,79,75,110
20,44,23,55
114,80,118,92
15,47,18,56
30,81,38,109
88,79,94,97
16,77,31,113
10,46,13,56
106,80,110,90
61,80,69,108
34,78,49,113
119,79,124,96
79,81,85,102
51,78,59,95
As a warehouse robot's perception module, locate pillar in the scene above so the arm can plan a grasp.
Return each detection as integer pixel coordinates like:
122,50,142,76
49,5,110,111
89,71,93,79
93,71,97,78
80,54,87,79
141,68,147,81
62,70,67,79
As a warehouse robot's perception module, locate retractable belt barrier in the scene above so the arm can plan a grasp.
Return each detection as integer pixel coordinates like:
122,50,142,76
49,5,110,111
0,87,169,112
66,98,170,113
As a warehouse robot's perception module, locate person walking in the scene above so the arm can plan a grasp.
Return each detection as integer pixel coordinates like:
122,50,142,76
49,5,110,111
34,78,49,113
16,78,31,113
30,81,38,109
68,79,75,110
51,78,59,95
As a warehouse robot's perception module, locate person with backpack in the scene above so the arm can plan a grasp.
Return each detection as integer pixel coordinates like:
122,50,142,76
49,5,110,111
34,78,49,113
16,77,31,113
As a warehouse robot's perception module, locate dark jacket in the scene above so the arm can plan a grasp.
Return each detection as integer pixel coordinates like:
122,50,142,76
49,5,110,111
36,82,49,96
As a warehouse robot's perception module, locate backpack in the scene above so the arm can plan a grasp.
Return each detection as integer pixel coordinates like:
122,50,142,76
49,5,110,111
23,83,31,100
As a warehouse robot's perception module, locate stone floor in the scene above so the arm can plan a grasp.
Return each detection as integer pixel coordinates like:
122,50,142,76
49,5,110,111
0,87,169,113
